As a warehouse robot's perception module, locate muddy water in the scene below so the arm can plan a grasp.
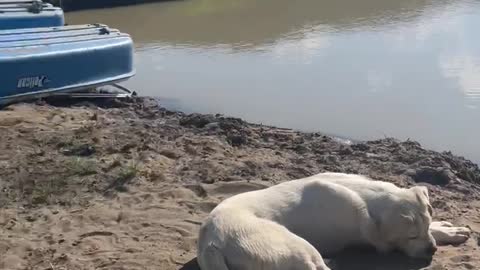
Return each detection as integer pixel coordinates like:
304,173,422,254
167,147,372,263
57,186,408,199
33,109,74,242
66,0,480,163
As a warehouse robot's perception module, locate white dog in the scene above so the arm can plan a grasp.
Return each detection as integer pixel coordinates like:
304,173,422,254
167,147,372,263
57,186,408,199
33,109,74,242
197,172,471,270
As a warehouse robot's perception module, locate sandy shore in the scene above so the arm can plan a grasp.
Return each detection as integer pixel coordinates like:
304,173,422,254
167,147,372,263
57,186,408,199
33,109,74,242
0,97,479,270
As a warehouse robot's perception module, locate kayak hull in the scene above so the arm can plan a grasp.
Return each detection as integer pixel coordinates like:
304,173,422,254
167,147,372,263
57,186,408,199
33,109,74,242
0,24,136,105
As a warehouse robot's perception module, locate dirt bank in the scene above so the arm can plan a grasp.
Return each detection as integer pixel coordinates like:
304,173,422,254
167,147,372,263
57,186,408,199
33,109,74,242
0,97,479,270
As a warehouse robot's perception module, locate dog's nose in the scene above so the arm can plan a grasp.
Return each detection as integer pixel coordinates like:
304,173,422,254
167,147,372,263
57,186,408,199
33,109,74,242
426,245,437,256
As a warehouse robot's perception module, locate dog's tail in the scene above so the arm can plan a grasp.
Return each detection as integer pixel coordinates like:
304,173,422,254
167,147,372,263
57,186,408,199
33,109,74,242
197,243,230,270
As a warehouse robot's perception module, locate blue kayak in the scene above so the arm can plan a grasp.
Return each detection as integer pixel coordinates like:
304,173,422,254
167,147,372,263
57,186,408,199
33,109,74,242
0,24,135,105
0,0,64,30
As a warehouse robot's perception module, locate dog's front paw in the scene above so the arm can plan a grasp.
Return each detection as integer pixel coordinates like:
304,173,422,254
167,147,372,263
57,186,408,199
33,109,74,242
430,221,453,228
430,225,471,245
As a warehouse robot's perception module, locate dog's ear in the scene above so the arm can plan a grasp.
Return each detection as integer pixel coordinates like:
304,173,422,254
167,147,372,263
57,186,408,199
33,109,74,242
370,218,393,253
410,186,433,216
359,208,386,252
363,211,396,253
427,203,433,216
411,186,429,200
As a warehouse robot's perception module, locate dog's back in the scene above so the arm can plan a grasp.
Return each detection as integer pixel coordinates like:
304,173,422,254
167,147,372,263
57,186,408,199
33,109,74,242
197,173,382,270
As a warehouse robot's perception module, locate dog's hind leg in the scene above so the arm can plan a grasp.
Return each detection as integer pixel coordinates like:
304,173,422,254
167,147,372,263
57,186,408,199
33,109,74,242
227,218,331,270
198,213,331,270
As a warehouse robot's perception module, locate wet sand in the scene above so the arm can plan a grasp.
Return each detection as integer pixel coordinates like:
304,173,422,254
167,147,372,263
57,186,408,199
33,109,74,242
0,98,479,270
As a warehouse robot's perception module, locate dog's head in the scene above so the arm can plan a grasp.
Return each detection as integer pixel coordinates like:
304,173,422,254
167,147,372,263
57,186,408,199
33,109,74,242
375,186,437,259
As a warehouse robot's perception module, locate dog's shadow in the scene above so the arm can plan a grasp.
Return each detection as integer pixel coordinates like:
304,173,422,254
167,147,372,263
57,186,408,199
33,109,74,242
179,248,431,270
324,247,431,270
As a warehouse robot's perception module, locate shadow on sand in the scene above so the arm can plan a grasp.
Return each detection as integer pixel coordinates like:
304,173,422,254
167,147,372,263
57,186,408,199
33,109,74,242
179,248,431,270
325,248,431,270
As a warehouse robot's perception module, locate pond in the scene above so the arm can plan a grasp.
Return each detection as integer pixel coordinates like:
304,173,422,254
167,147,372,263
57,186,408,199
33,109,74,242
67,0,480,163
